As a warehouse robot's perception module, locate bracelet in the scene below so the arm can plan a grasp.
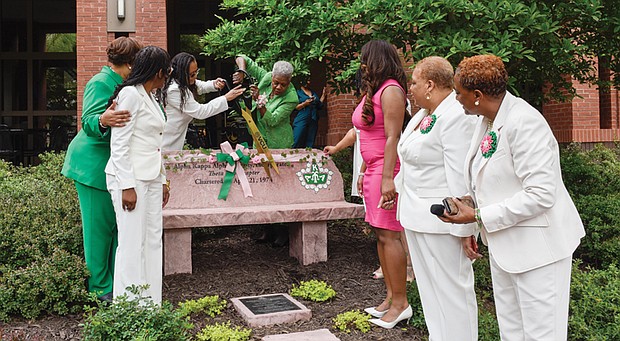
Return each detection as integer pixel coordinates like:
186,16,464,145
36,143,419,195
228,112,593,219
474,208,483,229
98,115,107,129
164,179,171,191
358,174,365,177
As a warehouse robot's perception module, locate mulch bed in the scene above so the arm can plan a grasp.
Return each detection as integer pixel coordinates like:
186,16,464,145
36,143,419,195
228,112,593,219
1,221,425,340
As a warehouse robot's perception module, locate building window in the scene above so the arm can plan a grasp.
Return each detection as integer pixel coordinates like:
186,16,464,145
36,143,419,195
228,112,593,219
0,0,76,165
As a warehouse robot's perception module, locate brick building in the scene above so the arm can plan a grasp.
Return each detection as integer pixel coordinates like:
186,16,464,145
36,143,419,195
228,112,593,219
0,0,618,165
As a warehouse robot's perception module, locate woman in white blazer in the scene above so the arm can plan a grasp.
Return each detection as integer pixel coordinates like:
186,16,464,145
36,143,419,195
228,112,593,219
442,55,585,340
162,52,245,151
394,56,478,340
105,46,171,304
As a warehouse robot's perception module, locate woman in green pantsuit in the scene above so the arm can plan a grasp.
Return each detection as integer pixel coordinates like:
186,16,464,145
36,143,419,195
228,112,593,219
61,37,142,301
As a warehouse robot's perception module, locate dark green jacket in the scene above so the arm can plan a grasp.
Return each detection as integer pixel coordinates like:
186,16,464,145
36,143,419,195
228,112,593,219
61,66,121,190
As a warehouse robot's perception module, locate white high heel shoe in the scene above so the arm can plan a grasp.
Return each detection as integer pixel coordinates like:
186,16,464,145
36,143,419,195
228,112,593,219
369,305,412,329
364,307,387,318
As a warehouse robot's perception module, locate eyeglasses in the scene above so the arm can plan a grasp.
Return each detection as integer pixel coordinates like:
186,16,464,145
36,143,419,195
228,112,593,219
190,68,200,78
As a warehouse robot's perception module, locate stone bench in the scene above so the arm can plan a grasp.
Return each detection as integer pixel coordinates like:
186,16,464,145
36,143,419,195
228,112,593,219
162,148,365,275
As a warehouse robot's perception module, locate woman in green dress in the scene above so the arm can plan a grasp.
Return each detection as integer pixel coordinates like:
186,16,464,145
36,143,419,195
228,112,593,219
61,36,142,301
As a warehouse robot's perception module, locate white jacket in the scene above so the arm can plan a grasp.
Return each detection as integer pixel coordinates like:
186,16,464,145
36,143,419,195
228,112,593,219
105,84,166,189
466,92,585,273
395,91,477,235
162,79,228,151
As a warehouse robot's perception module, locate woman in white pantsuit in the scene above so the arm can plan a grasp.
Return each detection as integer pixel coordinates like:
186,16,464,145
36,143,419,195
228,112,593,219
441,55,585,340
394,56,478,340
105,46,171,304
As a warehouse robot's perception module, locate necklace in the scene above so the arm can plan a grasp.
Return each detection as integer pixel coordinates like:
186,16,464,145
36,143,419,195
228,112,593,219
419,113,437,134
480,120,497,158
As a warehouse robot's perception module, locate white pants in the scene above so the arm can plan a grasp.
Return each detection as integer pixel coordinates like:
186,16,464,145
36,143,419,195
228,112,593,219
405,230,478,341
108,174,163,304
490,253,572,341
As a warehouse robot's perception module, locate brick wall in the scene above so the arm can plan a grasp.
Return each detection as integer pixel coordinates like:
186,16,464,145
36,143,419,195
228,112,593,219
76,0,113,126
324,93,359,146
543,77,620,143
75,0,167,127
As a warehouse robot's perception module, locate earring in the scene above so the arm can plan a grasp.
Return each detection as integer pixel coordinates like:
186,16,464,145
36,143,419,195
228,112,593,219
128,66,132,70
474,100,480,106
425,92,431,100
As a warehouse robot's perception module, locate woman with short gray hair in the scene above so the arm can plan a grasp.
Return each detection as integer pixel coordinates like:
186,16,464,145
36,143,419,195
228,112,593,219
233,56,297,149
272,61,294,79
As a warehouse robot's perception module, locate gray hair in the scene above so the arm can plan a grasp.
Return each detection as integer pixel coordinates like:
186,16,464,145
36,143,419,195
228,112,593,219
272,61,294,78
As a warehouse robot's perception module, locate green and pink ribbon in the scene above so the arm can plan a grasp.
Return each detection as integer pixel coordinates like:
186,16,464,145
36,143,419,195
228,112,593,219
216,142,252,200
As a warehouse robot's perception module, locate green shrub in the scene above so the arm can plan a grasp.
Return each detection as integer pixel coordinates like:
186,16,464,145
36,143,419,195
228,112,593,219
472,244,494,302
195,322,251,341
333,310,371,333
561,143,620,198
478,309,501,341
0,152,82,269
82,285,193,341
569,262,620,340
290,279,336,302
405,282,427,331
0,152,87,321
176,295,227,318
573,194,620,268
0,250,89,321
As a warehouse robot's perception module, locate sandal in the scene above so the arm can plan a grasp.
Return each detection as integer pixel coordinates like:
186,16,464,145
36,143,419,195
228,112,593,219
372,267,384,279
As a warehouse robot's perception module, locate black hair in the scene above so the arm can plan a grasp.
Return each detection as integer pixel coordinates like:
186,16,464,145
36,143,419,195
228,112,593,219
165,52,198,110
359,40,408,126
108,46,171,108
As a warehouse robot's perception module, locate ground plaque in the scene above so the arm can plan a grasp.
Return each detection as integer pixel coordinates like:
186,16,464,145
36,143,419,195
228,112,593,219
231,293,311,327
239,294,301,315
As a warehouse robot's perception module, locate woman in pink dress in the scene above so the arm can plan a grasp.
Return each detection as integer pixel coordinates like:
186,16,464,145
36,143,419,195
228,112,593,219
353,40,411,329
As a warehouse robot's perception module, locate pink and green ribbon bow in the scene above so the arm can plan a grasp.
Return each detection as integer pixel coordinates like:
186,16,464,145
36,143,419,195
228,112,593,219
216,142,252,200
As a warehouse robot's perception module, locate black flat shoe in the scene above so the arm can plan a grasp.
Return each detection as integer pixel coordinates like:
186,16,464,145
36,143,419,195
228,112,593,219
97,292,113,303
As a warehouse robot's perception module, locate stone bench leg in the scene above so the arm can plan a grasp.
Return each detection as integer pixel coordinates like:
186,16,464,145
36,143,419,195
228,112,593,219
163,228,192,275
288,221,328,265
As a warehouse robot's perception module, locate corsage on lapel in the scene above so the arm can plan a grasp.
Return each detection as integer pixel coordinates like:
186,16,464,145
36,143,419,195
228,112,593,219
419,114,437,134
480,121,497,158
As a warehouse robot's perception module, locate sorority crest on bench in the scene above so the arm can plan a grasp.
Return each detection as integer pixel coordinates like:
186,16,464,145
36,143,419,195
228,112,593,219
296,160,333,192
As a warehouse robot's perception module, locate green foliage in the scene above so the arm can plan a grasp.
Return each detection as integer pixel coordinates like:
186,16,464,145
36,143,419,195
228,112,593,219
569,261,620,341
0,152,83,268
82,285,193,341
560,143,620,198
332,309,371,333
202,0,620,104
478,309,501,341
0,250,89,321
559,143,620,268
573,194,620,268
45,33,76,52
404,282,428,331
176,295,227,318
546,0,620,90
289,279,336,302
0,152,88,321
195,322,251,341
472,244,494,303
